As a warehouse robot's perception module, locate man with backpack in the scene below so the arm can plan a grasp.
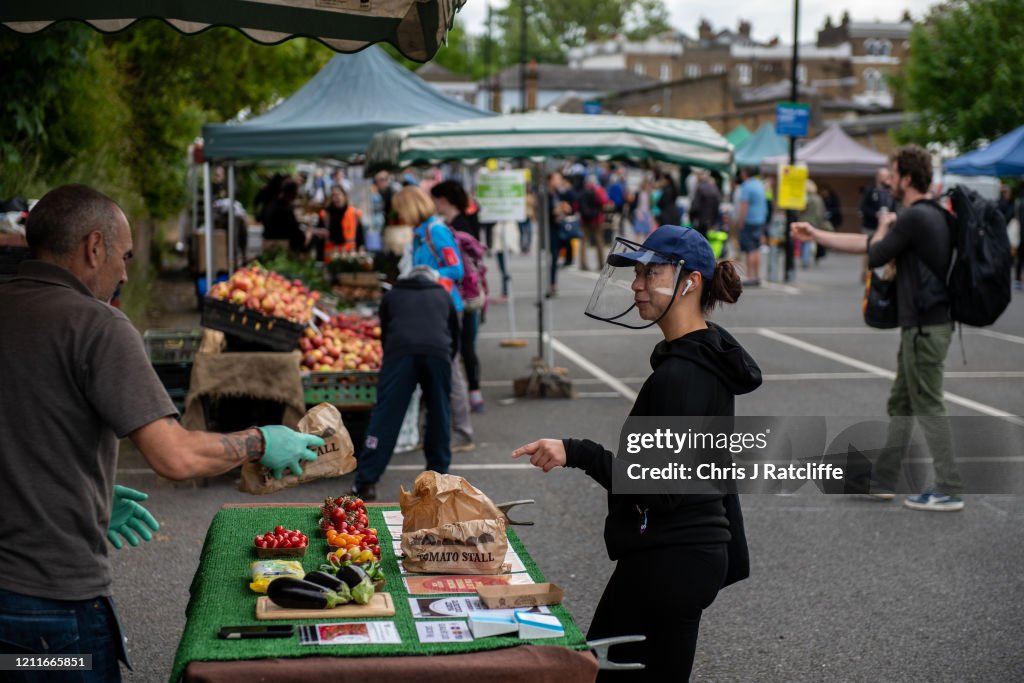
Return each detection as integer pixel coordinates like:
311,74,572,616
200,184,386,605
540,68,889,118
790,145,965,511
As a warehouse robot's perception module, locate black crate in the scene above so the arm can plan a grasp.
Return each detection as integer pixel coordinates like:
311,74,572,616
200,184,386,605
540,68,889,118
144,328,202,363
200,297,306,352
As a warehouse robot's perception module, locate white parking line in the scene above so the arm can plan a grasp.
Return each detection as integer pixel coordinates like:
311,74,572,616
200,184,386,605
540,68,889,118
756,328,1024,426
976,329,1024,346
549,337,638,402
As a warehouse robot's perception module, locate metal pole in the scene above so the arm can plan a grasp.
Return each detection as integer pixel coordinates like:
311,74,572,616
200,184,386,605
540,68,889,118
536,162,547,363
785,0,800,283
485,3,494,111
227,163,236,273
203,162,214,293
519,0,528,112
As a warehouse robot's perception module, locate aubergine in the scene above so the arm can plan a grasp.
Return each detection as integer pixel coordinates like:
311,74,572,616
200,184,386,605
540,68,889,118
303,571,345,592
336,564,369,590
266,577,345,610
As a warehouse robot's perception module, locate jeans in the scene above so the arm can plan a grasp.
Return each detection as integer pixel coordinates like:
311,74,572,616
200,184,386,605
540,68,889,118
355,354,452,486
0,588,126,683
460,308,481,391
874,323,962,495
518,219,532,253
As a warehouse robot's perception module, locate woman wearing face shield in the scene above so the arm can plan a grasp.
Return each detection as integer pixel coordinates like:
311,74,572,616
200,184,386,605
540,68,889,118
513,225,762,681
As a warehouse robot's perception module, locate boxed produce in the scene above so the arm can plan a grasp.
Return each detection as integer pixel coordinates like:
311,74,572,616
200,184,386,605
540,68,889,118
476,582,565,609
238,403,355,495
399,472,508,575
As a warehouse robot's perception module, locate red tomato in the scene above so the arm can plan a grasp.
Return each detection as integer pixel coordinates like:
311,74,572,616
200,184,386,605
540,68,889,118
298,539,307,548
268,539,278,549
372,546,381,557
353,498,364,507
274,525,285,535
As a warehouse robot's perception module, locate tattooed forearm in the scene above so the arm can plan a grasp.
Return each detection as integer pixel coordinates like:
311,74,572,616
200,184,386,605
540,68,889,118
219,429,264,463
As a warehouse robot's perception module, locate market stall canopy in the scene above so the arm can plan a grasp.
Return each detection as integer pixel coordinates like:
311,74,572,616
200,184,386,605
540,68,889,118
365,112,734,173
943,123,1024,177
202,46,492,160
734,123,789,168
761,124,888,176
1,0,467,62
725,125,752,148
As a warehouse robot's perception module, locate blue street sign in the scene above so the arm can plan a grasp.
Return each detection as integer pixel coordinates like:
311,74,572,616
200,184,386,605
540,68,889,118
776,102,810,138
583,100,602,115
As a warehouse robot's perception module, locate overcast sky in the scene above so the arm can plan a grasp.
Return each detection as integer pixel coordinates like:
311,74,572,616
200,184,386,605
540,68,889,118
456,1,941,44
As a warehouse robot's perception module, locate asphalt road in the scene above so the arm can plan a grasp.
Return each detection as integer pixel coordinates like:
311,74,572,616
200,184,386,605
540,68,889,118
111,248,1024,682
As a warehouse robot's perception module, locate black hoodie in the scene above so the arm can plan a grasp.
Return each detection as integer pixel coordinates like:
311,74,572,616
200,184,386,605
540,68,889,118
563,322,762,560
379,275,460,361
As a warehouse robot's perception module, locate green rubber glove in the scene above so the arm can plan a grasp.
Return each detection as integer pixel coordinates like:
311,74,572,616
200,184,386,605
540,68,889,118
258,426,325,480
107,485,159,550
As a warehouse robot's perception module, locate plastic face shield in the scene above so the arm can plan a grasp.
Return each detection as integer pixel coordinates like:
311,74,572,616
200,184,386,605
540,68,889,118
585,238,685,329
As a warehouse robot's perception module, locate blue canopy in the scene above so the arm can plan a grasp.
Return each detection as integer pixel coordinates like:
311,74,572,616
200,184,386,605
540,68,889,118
734,123,788,168
944,124,1024,177
202,46,492,160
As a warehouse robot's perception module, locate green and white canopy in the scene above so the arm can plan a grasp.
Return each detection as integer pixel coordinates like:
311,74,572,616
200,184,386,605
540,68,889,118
366,111,734,172
1,0,467,62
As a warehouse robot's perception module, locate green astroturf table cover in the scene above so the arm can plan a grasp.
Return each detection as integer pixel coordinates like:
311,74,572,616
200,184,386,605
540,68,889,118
170,505,589,682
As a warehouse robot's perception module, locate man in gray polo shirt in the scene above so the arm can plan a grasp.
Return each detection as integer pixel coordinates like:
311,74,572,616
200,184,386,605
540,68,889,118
0,184,324,681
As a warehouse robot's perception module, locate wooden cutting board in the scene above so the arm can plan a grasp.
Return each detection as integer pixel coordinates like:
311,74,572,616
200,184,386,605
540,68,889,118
256,593,395,620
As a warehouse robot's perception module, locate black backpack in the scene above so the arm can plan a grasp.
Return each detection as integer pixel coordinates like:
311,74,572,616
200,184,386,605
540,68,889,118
941,186,1013,327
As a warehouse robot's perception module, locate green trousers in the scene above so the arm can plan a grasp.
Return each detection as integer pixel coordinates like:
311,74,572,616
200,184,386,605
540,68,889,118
874,322,963,496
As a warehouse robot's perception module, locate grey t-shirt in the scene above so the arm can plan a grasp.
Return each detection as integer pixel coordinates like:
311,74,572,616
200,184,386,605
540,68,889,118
868,200,952,328
0,261,176,600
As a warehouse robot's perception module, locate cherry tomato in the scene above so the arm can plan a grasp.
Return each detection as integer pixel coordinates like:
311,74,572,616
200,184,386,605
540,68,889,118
274,525,285,535
372,546,381,557
268,539,278,548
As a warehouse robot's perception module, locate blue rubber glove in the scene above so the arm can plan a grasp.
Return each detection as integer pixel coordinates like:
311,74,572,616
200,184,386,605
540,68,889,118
107,485,160,549
258,426,325,480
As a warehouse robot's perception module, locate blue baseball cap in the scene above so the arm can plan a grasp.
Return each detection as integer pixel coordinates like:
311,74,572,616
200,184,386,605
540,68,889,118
607,225,717,280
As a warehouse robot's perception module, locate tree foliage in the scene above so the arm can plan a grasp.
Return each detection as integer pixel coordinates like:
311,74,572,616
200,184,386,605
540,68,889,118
894,0,1024,151
0,21,330,219
493,0,672,68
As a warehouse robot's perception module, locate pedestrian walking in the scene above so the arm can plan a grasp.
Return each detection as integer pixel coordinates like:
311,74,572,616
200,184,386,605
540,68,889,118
513,225,760,681
0,184,324,680
734,167,769,286
430,179,491,415
689,170,722,236
351,266,460,501
394,186,475,453
858,167,897,282
791,144,964,511
796,180,827,268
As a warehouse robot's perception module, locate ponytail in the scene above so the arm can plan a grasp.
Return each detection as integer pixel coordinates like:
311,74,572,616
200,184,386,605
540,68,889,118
699,259,743,314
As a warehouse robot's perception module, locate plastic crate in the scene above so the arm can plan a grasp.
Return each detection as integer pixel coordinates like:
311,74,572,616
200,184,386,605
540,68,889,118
200,297,306,352
302,371,378,407
144,328,203,363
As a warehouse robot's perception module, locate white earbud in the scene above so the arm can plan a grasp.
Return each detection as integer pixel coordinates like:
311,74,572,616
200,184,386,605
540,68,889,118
681,279,694,297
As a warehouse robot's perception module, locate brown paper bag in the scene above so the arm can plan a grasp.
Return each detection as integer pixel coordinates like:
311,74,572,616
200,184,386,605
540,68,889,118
401,518,509,575
399,472,508,574
399,471,504,532
238,403,355,494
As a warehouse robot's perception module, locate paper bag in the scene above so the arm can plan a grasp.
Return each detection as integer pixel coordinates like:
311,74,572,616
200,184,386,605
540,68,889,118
401,518,509,575
399,471,504,532
399,472,508,574
238,403,355,494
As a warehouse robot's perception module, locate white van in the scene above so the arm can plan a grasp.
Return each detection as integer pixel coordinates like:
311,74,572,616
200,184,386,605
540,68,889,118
933,173,1001,201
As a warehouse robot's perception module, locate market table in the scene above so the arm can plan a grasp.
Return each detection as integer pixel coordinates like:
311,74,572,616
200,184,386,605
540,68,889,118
171,503,598,683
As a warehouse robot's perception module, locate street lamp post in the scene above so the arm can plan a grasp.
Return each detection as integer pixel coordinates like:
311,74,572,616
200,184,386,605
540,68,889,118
785,0,800,282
